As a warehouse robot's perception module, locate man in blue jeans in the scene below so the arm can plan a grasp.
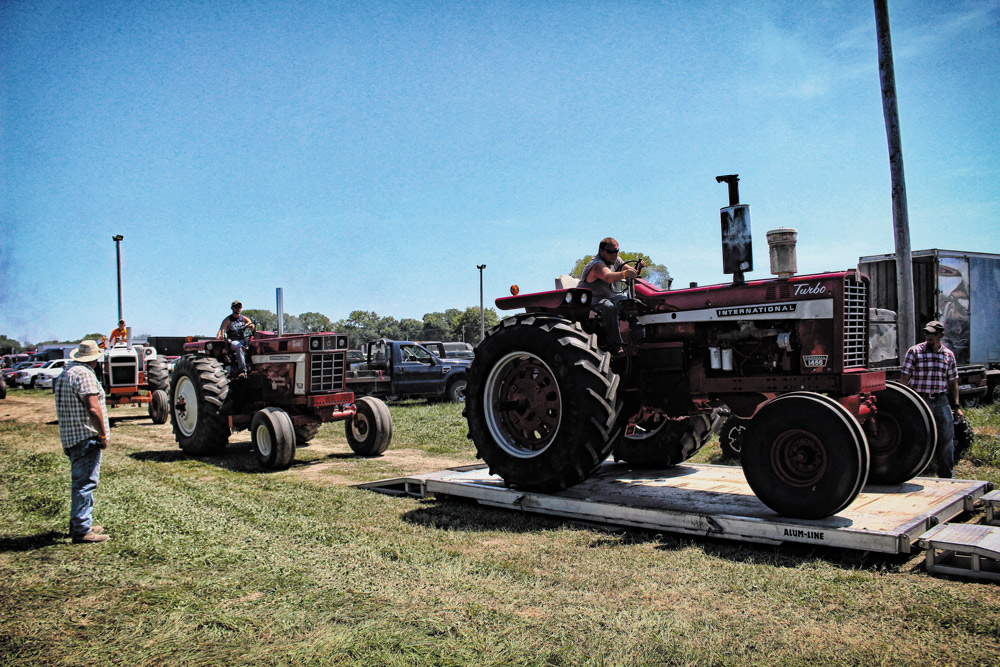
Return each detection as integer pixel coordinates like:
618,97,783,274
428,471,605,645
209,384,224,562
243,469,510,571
900,320,965,478
54,339,111,544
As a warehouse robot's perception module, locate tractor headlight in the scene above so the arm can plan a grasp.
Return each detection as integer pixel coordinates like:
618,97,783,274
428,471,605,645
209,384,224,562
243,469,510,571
579,292,589,305
565,292,574,304
338,336,348,349
310,337,322,350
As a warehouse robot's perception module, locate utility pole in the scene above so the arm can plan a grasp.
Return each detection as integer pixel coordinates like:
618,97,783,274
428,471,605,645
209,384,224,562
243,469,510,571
875,0,915,359
477,264,486,343
112,235,124,321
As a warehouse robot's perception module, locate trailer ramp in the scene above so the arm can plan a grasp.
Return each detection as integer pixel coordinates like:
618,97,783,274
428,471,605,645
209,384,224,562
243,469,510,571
361,462,989,555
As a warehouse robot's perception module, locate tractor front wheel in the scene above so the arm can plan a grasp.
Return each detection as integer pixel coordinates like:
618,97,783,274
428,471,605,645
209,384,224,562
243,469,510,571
149,389,168,424
346,396,393,456
863,381,935,485
742,393,868,519
252,407,296,470
465,314,622,492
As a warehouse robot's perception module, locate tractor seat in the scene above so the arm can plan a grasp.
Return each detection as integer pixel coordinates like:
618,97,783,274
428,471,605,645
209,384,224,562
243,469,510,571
555,275,580,289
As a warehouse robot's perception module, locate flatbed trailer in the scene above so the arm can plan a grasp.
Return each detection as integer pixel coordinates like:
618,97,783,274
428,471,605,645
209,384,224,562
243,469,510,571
363,462,991,555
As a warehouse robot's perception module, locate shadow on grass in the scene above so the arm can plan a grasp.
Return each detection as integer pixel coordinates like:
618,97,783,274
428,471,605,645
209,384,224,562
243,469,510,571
129,445,370,474
401,499,576,534
0,531,64,553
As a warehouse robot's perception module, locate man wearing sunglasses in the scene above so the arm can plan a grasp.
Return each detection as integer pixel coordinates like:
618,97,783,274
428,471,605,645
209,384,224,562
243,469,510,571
579,238,644,352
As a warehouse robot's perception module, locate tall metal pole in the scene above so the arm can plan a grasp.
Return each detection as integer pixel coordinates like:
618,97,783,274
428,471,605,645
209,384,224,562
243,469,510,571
112,235,124,321
874,0,915,359
477,264,486,343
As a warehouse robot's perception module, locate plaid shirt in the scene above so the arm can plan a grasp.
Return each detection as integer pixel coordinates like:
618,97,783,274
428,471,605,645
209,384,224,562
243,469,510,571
901,341,958,395
54,362,109,449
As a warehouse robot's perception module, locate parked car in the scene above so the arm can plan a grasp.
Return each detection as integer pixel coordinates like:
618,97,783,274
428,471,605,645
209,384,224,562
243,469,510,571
29,359,72,389
3,361,43,387
15,359,69,388
7,361,45,387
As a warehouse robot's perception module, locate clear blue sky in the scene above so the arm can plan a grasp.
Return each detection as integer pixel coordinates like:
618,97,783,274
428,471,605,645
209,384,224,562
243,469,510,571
3,0,998,344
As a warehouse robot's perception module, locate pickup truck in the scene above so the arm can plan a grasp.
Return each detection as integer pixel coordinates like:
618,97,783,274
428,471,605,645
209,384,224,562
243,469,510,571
347,339,470,402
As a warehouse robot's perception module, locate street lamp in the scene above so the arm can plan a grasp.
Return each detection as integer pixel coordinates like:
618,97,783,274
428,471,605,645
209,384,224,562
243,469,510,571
112,235,124,321
477,264,486,343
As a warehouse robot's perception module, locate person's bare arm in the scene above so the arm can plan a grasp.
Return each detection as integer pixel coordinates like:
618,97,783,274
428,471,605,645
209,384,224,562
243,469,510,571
84,394,109,448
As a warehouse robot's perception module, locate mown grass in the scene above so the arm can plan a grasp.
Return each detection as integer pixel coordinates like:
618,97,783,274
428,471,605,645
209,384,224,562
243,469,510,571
2,393,1000,666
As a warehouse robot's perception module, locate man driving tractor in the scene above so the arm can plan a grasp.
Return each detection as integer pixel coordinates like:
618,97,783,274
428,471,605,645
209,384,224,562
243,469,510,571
579,237,644,351
217,300,255,378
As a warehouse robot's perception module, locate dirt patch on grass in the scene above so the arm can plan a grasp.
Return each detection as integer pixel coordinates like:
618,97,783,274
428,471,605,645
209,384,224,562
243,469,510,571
3,392,475,486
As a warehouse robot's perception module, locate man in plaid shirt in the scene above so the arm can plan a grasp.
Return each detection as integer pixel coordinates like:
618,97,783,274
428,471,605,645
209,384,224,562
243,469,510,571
54,340,111,544
900,320,964,478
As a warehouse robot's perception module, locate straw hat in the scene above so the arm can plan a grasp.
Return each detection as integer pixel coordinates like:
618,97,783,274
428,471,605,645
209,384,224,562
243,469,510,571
70,339,104,363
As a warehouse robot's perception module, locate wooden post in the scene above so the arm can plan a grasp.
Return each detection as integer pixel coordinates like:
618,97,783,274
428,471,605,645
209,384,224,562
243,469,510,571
875,0,916,359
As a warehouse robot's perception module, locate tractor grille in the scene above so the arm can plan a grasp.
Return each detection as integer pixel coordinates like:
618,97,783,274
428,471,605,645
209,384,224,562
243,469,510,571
309,352,345,392
110,363,137,386
843,276,868,369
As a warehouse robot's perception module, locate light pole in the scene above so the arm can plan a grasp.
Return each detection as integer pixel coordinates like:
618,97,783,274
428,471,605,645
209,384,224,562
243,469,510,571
112,235,124,321
477,264,486,343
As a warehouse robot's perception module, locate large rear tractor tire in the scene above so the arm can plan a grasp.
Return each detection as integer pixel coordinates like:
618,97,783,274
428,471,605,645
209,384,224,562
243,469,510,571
612,411,722,468
169,356,231,456
718,414,748,461
741,393,868,519
0,379,6,400
149,389,169,424
465,314,622,492
863,381,936,485
252,407,296,470
146,357,169,391
346,396,393,456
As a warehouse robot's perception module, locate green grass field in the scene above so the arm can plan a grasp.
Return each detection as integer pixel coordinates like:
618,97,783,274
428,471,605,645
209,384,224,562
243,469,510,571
2,391,999,666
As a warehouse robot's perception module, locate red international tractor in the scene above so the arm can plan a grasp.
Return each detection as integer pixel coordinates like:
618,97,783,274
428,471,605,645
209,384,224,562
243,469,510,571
169,329,392,470
465,176,935,519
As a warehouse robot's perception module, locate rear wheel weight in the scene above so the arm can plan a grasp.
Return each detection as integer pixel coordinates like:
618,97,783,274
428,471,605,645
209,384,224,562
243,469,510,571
741,393,865,519
465,314,622,492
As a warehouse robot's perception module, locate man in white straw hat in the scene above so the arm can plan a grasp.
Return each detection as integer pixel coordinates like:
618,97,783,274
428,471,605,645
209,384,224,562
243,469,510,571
54,339,111,544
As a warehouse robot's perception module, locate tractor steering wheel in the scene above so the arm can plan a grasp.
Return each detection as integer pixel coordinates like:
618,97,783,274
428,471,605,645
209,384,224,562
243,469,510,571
610,259,644,298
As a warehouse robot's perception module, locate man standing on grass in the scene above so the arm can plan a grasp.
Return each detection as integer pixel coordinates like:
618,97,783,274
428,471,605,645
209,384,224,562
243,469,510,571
54,339,111,544
900,320,964,479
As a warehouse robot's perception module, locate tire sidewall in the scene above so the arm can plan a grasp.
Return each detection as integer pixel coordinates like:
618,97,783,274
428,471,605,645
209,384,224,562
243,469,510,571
742,394,864,519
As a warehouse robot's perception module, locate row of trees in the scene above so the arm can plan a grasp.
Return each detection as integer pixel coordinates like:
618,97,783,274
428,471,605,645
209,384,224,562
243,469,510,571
2,306,499,353
238,306,501,349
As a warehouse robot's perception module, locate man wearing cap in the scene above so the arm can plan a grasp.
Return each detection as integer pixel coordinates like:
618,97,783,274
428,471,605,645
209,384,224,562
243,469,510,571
54,340,111,544
900,320,964,478
217,300,255,377
108,319,127,347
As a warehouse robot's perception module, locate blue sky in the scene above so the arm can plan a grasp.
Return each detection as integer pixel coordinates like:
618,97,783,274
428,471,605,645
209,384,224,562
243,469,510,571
2,0,998,344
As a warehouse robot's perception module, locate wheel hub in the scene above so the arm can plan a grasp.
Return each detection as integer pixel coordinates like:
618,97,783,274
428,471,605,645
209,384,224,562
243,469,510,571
770,429,827,487
484,352,562,458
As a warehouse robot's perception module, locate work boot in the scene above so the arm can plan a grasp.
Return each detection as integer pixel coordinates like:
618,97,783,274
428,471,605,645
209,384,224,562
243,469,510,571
72,531,110,544
90,525,104,534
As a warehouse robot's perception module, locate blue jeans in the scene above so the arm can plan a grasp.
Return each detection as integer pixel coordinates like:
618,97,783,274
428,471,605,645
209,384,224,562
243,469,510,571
926,395,955,478
230,339,247,373
65,438,102,535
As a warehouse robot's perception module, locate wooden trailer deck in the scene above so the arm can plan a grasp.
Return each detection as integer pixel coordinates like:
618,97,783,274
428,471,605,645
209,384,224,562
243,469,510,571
362,462,991,555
